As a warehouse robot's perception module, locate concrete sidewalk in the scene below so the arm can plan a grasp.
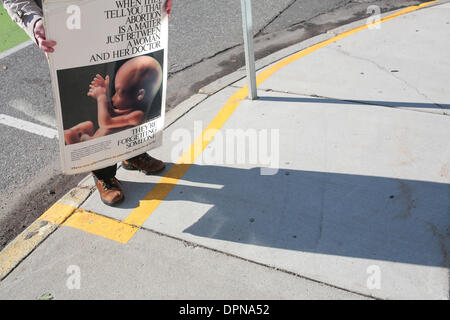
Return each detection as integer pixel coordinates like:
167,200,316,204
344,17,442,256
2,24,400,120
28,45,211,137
0,1,448,300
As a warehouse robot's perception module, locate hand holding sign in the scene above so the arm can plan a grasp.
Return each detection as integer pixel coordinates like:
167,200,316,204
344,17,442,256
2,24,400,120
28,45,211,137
164,0,173,18
34,19,57,57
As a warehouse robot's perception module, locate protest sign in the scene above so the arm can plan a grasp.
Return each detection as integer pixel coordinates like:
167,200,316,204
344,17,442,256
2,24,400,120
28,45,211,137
43,0,168,174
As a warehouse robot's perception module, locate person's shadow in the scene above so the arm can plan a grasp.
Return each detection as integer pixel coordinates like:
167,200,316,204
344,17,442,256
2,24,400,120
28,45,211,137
117,162,449,269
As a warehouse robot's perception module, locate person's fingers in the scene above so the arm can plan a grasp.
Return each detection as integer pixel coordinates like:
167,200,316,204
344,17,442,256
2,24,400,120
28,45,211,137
105,75,110,87
164,0,172,17
39,44,55,53
37,38,54,53
40,39,57,48
34,19,56,56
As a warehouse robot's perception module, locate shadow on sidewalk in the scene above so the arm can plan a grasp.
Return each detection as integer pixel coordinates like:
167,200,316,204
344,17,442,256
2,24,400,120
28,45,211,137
117,162,449,269
258,96,450,111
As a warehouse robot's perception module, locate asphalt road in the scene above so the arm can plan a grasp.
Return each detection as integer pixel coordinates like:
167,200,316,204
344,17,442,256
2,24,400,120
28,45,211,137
0,0,426,250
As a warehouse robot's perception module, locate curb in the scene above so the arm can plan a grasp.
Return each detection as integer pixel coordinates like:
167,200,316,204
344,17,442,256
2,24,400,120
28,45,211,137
0,40,33,61
0,176,95,280
0,0,443,282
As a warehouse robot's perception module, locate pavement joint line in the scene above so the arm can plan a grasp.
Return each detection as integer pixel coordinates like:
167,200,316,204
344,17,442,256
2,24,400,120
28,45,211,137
137,225,378,300
255,88,450,117
0,0,441,282
37,205,379,298
254,0,297,37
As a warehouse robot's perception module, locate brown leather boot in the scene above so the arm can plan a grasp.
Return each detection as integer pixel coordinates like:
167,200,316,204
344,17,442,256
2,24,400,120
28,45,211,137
94,176,124,206
122,153,166,175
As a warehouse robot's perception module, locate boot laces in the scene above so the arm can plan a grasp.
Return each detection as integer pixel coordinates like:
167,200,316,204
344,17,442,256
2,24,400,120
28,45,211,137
101,178,116,190
137,154,153,166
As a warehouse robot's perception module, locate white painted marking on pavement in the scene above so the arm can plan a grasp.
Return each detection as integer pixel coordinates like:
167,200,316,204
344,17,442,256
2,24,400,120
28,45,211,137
0,114,58,139
0,40,33,60
8,99,57,128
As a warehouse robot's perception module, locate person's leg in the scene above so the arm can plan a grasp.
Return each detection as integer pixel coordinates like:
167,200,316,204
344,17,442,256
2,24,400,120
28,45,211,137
122,153,165,175
92,164,124,206
92,164,117,180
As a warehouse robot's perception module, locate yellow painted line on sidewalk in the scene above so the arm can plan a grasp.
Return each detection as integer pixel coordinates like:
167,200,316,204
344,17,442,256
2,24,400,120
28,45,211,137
39,202,78,225
255,0,439,85
63,210,139,244
0,187,92,280
61,1,439,243
123,89,249,227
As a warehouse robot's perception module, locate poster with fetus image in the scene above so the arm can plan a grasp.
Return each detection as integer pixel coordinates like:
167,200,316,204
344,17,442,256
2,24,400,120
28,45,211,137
44,0,168,174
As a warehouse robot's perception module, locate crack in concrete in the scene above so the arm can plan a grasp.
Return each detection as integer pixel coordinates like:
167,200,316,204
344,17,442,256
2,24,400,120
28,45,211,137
254,87,449,117
254,0,298,37
137,224,377,299
170,0,353,78
265,0,354,35
426,222,450,269
330,46,447,111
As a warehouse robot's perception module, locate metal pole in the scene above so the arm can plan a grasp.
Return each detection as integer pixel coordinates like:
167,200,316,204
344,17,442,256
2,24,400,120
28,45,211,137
240,0,258,100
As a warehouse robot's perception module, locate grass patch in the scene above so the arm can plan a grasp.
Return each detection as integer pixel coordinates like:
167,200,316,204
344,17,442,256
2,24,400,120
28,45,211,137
0,4,29,53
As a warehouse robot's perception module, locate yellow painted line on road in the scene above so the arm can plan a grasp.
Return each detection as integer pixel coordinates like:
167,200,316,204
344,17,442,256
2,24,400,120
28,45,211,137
58,1,439,243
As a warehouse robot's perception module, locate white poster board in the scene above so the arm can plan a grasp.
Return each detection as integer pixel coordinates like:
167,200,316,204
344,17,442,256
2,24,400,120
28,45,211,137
43,0,168,174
